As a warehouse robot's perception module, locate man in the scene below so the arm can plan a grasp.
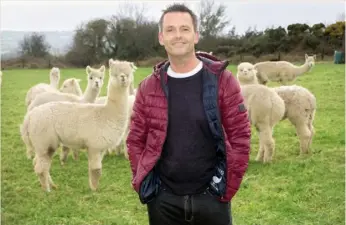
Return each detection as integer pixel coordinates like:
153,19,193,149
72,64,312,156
126,3,251,225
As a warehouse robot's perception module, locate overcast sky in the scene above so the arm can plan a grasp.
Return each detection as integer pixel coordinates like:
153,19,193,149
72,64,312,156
1,0,345,35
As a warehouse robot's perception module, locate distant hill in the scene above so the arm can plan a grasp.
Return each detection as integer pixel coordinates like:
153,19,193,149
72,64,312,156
1,30,75,60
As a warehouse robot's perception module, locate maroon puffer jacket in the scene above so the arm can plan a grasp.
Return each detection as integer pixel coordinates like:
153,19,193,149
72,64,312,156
126,52,251,203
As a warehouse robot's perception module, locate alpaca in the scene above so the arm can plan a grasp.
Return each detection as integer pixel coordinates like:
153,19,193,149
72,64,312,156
20,59,131,192
27,65,105,111
25,67,60,107
127,62,137,95
237,62,317,155
59,78,83,96
272,85,316,154
95,94,136,158
241,84,285,163
254,54,316,85
61,63,135,163
236,62,259,85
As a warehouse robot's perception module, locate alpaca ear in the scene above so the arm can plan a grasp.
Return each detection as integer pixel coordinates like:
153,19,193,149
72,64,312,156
99,65,105,73
305,53,308,59
130,62,137,71
86,66,91,75
313,54,316,60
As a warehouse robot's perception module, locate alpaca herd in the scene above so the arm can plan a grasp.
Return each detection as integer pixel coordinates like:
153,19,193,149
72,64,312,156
19,59,137,192
236,53,317,163
17,53,317,192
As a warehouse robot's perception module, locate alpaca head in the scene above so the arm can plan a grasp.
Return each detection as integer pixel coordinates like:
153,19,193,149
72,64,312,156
305,54,316,70
59,78,82,96
108,59,134,89
86,65,105,91
237,62,258,85
49,67,60,84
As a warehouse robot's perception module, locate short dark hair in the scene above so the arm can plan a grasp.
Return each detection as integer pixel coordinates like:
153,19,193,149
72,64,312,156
158,3,198,32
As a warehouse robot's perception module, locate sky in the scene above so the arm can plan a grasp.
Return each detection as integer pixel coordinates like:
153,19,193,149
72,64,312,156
1,0,345,35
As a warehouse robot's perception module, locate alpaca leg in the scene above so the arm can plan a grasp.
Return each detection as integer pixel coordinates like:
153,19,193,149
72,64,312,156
87,150,103,191
48,174,58,189
114,144,122,156
123,143,129,160
308,124,315,150
26,147,34,160
60,146,70,166
295,124,312,154
255,142,264,162
34,151,54,192
259,127,275,163
72,149,79,161
307,111,316,150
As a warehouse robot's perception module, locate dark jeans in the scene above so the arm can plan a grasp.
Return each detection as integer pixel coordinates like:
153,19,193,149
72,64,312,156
147,185,232,225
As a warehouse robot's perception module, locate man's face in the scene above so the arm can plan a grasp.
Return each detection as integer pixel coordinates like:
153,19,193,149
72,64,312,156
158,12,199,57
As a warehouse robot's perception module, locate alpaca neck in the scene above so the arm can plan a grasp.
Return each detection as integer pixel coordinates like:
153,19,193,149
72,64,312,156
294,61,310,76
239,76,258,85
50,79,59,89
105,85,129,113
81,85,100,102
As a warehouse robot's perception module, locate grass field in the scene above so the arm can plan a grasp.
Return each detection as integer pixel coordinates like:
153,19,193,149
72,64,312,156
1,62,345,225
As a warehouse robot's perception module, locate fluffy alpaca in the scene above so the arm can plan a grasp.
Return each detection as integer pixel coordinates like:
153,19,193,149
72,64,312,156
27,65,105,112
59,78,83,96
25,67,60,107
20,59,131,192
272,85,316,154
241,84,285,163
254,54,316,85
127,62,137,95
95,94,136,158
237,63,317,155
236,62,259,85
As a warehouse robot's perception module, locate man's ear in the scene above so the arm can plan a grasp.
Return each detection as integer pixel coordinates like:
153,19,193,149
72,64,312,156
194,32,199,44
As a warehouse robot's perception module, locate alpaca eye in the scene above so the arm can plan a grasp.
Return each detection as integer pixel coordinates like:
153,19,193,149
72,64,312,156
89,76,93,80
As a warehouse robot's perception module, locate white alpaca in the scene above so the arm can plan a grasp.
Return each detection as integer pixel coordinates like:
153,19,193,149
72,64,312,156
59,78,83,96
27,65,105,111
237,62,317,156
95,94,136,158
241,84,285,163
25,67,60,107
237,62,285,163
254,54,316,85
20,59,131,192
273,85,316,155
236,62,259,85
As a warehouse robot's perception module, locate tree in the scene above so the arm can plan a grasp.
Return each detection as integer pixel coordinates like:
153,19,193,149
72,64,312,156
19,32,50,57
198,0,229,38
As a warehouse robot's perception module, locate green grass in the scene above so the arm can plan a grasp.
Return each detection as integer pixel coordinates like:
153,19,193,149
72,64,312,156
1,63,344,225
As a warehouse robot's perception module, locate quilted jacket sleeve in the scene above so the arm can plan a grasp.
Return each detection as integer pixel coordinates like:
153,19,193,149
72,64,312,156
126,82,148,182
220,70,251,200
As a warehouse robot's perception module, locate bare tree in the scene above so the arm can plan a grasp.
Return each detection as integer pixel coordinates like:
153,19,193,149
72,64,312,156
198,0,229,38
